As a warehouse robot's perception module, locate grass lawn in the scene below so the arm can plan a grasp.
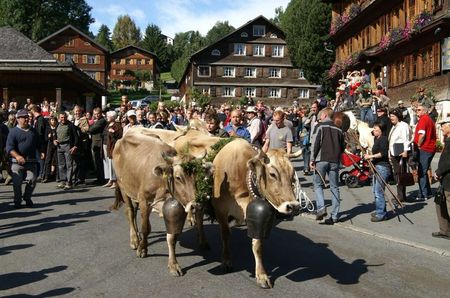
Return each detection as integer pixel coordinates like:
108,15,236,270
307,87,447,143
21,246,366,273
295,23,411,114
161,72,175,82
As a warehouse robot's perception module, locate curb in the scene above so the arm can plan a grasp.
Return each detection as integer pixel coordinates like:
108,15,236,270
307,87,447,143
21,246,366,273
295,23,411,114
298,212,450,258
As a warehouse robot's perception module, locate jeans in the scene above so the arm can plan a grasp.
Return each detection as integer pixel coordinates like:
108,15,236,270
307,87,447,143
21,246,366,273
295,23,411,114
360,107,373,126
314,161,341,220
302,145,311,172
418,149,434,198
373,164,390,219
11,162,37,204
57,143,76,185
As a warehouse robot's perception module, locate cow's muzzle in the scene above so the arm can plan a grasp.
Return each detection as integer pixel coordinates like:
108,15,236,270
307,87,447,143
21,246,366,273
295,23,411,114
277,201,301,216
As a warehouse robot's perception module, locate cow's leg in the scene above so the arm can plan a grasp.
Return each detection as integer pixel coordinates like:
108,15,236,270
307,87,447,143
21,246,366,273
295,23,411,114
195,207,209,250
123,195,139,250
167,233,183,276
252,238,272,289
217,214,232,272
137,201,151,258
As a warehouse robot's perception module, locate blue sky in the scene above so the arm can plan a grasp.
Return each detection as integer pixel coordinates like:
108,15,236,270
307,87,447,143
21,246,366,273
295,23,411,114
86,0,289,38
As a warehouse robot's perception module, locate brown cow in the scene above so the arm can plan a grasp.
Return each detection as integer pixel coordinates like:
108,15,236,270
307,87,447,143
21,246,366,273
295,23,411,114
111,129,201,276
212,138,300,288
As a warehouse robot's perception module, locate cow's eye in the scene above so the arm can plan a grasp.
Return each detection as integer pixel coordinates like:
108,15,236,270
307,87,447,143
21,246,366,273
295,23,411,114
175,176,183,182
269,172,277,179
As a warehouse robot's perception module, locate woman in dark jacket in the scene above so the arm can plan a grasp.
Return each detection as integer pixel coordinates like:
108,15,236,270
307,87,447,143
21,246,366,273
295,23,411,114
102,111,122,188
42,116,58,182
433,118,450,239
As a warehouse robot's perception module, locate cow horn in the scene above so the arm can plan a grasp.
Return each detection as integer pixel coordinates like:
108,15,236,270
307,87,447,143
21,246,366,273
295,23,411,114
161,152,174,164
288,149,303,159
173,129,188,141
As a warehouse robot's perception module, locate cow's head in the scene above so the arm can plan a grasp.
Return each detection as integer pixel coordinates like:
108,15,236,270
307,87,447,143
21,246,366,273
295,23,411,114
247,149,300,215
159,152,214,223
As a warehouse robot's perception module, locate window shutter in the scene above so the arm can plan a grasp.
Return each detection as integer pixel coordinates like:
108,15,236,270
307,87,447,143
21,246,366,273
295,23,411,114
236,87,242,97
82,55,87,64
53,53,58,60
216,87,221,97
256,87,262,97
257,68,262,77
283,46,288,57
262,68,269,77
73,54,79,63
95,72,101,81
60,54,65,61
237,67,244,77
281,88,287,98
216,67,223,77
211,67,216,77
246,44,252,56
265,45,271,57
281,68,287,78
292,88,299,98
210,86,216,97
433,42,440,73
95,55,100,64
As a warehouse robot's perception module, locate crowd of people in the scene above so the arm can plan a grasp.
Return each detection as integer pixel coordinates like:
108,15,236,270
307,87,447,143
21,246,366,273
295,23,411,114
1,88,449,240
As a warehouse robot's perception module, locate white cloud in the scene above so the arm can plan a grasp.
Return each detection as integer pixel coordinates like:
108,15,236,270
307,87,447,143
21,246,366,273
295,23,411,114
154,0,289,37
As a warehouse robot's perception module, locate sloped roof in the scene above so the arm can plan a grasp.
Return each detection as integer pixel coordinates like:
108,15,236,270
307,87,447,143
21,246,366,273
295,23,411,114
37,24,109,53
111,45,157,58
0,26,55,60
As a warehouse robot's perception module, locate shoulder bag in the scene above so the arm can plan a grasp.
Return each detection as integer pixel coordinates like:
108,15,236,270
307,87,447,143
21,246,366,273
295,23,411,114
398,158,415,187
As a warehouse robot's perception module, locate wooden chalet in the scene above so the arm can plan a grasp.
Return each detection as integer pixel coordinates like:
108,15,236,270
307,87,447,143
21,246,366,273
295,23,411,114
326,0,450,102
38,25,110,87
110,45,160,90
179,15,319,106
0,26,106,111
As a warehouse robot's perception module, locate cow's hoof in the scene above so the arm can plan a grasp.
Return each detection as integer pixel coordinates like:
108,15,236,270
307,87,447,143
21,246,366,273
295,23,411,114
168,264,183,276
256,275,272,289
136,248,147,258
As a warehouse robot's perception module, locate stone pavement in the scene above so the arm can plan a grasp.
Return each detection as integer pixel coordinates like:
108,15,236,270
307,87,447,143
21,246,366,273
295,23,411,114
291,151,450,257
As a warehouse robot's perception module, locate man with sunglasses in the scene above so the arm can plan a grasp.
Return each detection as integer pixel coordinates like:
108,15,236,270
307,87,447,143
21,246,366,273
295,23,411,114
6,109,44,208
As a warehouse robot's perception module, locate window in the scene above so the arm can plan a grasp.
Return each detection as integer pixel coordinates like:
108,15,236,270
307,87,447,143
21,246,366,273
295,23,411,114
253,25,265,36
245,67,256,77
268,88,281,98
211,49,221,56
136,59,142,65
244,87,256,97
223,87,235,97
234,43,246,55
114,59,120,64
270,33,278,38
272,45,284,57
87,55,96,64
84,41,91,46
223,66,235,77
269,68,281,78
253,44,265,56
201,87,210,95
65,39,74,47
125,59,131,65
198,65,211,77
241,32,248,38
299,69,305,79
299,88,310,98
85,71,96,80
65,54,73,62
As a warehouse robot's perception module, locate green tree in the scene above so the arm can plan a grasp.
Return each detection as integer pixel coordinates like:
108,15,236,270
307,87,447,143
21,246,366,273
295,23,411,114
141,24,169,71
271,6,285,26
281,0,333,90
171,56,189,83
204,21,235,45
112,15,141,49
95,24,114,51
0,0,94,41
170,31,205,82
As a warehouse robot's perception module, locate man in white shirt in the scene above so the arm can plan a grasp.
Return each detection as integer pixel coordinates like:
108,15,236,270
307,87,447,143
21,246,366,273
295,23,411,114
246,106,262,146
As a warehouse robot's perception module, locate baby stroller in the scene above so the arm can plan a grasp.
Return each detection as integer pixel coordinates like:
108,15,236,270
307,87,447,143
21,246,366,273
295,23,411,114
340,151,371,188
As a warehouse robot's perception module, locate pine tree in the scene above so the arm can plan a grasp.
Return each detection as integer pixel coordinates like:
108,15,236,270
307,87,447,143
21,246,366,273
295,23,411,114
141,24,169,71
204,21,235,45
112,15,141,49
281,0,333,89
95,24,114,51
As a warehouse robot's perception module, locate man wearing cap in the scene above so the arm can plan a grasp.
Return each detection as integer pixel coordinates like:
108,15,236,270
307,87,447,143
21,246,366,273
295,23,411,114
6,109,45,208
433,117,450,240
397,100,411,125
414,104,436,200
246,106,262,146
123,109,142,134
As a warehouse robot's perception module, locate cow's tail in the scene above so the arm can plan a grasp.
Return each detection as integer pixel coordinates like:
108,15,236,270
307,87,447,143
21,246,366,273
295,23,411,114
109,185,124,211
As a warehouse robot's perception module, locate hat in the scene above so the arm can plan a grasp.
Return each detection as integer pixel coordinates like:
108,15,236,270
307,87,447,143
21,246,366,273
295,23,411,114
389,108,403,121
246,106,257,113
126,110,136,117
438,117,450,125
398,100,404,105
16,109,29,118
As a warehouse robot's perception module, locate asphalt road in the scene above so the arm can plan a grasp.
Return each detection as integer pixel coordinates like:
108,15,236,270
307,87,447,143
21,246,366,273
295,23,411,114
1,173,449,297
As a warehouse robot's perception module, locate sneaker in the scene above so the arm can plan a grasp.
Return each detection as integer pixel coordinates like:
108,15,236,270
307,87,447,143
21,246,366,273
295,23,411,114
56,182,66,189
64,184,73,190
431,232,449,239
315,208,328,220
371,216,385,222
320,217,337,225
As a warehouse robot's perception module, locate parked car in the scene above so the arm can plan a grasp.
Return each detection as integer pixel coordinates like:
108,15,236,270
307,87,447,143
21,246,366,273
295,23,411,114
129,95,159,109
